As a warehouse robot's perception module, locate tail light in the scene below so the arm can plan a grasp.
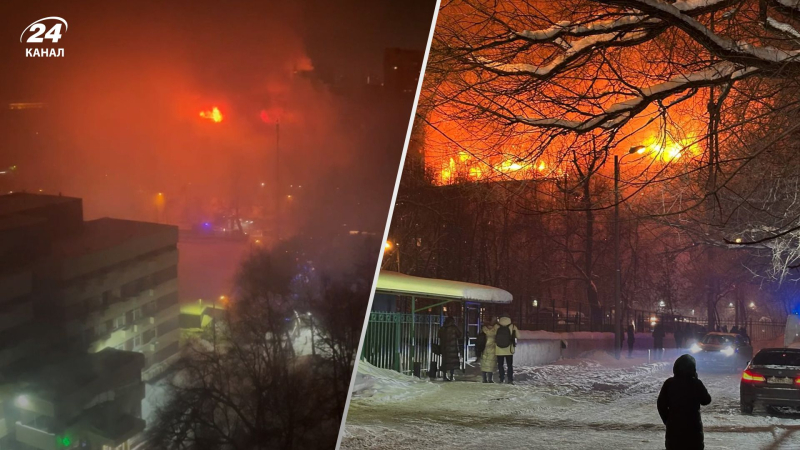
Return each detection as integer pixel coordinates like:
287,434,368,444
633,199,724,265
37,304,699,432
742,369,766,383
794,377,800,385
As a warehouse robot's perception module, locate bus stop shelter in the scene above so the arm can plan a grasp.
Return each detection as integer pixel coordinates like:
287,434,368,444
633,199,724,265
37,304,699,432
364,270,513,376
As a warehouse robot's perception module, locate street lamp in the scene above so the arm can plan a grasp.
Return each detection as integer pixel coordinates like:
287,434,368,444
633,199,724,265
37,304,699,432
384,240,400,270
614,145,643,360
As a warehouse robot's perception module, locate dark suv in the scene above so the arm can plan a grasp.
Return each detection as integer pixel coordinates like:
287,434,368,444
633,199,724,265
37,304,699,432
740,348,800,414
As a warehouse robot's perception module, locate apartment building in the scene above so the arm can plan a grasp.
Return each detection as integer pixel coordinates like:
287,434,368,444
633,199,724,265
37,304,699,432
0,193,180,378
0,193,180,449
43,217,180,380
1,348,145,450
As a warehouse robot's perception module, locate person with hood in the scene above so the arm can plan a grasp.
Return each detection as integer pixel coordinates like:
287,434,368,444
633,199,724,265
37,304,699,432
657,354,712,450
478,318,499,383
495,316,519,384
626,324,636,358
437,316,462,381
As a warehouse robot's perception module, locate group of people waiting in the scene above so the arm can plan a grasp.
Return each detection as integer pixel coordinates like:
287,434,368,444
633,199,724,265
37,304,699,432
435,316,518,384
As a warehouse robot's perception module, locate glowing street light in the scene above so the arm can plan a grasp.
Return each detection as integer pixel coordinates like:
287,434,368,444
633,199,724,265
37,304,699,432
15,395,30,408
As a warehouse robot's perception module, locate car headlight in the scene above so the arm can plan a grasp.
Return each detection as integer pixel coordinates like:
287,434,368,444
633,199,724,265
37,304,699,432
721,346,735,356
690,343,702,354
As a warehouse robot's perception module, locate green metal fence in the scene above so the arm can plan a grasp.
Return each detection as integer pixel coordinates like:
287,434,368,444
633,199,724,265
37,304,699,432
361,312,443,375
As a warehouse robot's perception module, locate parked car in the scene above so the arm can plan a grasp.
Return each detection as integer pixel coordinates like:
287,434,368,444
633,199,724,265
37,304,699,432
690,332,753,371
740,348,800,414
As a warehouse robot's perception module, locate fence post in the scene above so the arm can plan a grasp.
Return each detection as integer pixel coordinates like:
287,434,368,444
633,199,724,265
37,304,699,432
392,314,401,372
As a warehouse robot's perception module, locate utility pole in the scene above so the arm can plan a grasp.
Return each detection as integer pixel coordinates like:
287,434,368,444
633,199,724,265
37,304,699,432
615,146,644,360
614,155,622,360
275,121,281,242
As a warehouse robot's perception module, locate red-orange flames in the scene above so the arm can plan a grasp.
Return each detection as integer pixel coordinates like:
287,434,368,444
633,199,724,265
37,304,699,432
200,106,223,123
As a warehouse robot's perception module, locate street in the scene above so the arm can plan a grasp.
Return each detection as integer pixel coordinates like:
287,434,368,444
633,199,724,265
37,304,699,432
342,352,800,449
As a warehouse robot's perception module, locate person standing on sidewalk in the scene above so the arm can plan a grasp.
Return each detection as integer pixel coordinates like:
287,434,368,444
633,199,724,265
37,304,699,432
653,323,666,360
437,316,462,381
657,354,712,450
478,318,498,383
495,316,518,384
627,324,636,358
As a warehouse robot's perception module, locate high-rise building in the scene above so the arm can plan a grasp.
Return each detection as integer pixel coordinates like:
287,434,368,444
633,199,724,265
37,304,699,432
0,192,180,449
0,193,180,377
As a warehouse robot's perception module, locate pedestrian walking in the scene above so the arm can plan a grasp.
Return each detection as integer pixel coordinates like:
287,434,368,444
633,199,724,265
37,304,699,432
657,354,712,450
626,324,635,358
478,318,498,383
495,316,518,384
653,323,665,360
437,316,462,381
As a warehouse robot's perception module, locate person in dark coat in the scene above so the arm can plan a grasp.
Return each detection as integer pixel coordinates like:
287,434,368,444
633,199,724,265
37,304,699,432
653,323,666,360
657,354,712,450
626,324,635,358
675,325,684,350
437,316,463,381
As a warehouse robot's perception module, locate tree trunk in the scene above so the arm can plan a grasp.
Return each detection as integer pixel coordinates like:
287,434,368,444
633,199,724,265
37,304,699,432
583,175,601,326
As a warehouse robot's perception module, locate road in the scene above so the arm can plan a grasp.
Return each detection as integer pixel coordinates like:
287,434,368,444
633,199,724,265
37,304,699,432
342,352,800,449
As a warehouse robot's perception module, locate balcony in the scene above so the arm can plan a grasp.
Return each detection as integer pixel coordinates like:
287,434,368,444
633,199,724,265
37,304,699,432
15,422,57,450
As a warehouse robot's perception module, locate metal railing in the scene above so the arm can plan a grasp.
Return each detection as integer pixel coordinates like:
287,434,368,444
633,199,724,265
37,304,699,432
363,308,788,376
361,312,443,375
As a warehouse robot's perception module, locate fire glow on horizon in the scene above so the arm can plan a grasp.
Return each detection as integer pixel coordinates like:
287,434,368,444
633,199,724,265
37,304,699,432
200,107,223,123
429,130,702,185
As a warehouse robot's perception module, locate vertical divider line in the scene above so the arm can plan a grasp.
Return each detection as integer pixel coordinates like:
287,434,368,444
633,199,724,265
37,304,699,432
334,2,443,447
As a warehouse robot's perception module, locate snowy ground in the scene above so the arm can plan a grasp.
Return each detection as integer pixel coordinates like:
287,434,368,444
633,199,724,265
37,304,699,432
342,351,800,450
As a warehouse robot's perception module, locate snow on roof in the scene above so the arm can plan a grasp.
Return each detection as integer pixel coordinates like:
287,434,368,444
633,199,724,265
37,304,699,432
375,270,513,304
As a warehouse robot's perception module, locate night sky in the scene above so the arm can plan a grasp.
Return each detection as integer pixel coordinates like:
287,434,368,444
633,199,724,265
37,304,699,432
0,0,436,228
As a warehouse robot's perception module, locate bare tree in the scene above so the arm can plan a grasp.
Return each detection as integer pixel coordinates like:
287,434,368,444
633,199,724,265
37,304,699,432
147,238,374,449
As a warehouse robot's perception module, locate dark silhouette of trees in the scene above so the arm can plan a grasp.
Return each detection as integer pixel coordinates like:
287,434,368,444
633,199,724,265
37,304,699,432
147,236,375,449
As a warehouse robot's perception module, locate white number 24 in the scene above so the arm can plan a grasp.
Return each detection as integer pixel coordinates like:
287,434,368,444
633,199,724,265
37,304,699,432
27,23,63,43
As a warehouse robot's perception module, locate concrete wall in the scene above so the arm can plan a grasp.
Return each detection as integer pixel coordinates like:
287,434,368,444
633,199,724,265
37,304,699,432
512,330,675,366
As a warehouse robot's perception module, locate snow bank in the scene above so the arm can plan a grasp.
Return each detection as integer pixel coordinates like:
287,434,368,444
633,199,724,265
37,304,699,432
352,361,439,403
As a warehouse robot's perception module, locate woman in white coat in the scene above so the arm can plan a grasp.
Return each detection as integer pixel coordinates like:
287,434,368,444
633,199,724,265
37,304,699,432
479,319,498,383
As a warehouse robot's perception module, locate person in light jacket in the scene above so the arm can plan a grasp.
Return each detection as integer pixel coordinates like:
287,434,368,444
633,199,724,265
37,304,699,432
495,316,519,384
479,319,498,383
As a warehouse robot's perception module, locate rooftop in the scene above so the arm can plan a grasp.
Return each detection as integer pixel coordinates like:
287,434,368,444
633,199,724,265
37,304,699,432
376,270,513,304
0,193,78,217
51,217,177,258
22,348,144,400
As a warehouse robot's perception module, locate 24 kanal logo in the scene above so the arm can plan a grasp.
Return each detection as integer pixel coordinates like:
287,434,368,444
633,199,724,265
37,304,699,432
20,17,67,58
